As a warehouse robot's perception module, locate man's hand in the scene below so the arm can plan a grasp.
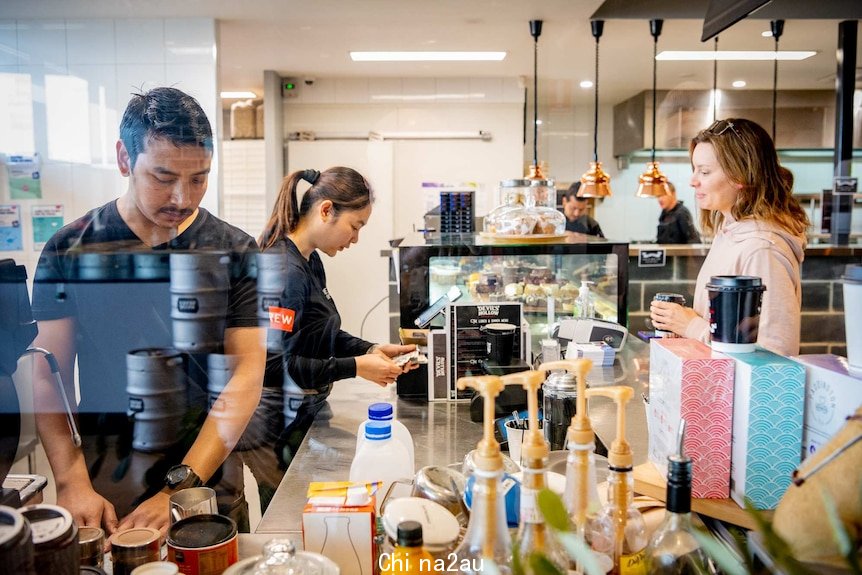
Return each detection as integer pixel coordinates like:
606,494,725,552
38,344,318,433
116,491,171,539
57,483,118,550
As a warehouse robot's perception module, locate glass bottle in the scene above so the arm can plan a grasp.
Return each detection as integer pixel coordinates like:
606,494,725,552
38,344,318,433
587,470,648,575
381,521,439,575
517,462,569,572
455,468,512,574
645,453,710,574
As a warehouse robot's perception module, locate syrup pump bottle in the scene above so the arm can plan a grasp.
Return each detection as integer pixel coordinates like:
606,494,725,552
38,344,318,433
539,359,605,573
454,375,513,574
586,385,648,575
645,420,710,574
501,370,567,571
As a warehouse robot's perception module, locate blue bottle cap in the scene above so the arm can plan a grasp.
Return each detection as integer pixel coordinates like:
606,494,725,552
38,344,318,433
368,402,394,420
365,421,392,440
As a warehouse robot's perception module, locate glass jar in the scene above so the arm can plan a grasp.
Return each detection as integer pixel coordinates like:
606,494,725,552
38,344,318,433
483,179,565,236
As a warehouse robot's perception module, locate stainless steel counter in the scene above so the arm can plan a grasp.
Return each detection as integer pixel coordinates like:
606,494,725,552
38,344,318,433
255,337,651,535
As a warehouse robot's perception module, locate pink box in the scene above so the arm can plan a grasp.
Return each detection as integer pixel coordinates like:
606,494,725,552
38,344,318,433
648,338,735,498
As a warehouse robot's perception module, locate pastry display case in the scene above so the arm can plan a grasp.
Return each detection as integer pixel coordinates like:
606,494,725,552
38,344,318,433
396,232,629,348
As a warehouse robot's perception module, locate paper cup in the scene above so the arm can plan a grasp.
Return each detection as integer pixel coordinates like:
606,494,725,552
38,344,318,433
505,420,526,465
706,276,765,353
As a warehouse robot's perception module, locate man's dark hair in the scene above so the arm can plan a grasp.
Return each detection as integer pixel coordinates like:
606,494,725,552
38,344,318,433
119,87,213,169
563,181,587,201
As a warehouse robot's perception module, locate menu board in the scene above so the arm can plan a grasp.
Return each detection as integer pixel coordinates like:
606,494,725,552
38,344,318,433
446,302,524,400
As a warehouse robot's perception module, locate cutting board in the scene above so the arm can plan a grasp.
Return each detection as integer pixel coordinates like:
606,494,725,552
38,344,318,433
633,462,772,530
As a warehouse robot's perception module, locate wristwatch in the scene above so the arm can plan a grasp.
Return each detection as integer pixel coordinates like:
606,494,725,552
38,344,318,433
164,464,202,491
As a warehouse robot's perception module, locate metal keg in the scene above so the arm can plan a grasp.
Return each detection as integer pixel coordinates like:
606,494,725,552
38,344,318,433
169,252,230,353
0,505,35,575
20,504,79,575
543,371,579,451
255,252,287,353
75,252,133,281
126,348,187,452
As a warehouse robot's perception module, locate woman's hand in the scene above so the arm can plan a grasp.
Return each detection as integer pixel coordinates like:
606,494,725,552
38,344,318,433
372,343,420,373
649,301,701,337
355,354,404,387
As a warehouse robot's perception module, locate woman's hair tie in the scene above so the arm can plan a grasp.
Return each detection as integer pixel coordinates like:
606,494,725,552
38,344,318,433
302,169,320,185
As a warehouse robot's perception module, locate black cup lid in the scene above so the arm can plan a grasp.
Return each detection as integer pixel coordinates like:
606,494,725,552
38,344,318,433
396,520,424,547
844,264,862,282
706,275,764,290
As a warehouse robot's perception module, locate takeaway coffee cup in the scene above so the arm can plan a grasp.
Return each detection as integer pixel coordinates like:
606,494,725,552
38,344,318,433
482,322,517,365
843,264,862,374
169,487,218,525
706,275,766,353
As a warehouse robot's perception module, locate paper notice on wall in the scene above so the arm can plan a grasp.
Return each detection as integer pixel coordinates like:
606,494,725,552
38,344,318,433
8,154,42,200
0,204,23,251
32,204,63,250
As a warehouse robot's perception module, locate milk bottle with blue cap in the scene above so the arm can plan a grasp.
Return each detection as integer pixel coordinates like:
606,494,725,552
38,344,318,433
349,421,413,501
356,402,415,475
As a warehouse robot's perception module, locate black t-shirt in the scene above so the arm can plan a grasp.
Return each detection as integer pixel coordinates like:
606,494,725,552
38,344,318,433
263,237,373,401
31,200,258,416
565,215,604,237
657,201,700,244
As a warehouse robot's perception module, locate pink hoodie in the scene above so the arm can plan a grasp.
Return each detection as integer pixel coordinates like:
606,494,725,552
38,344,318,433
684,216,806,356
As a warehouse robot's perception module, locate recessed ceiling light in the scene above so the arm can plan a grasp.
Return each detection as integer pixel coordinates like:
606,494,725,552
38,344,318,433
762,31,773,37
220,91,257,99
657,50,815,61
350,51,506,62
732,80,747,88
580,80,594,89
535,119,543,125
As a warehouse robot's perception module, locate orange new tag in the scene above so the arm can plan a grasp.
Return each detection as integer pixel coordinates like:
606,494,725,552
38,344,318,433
269,306,296,332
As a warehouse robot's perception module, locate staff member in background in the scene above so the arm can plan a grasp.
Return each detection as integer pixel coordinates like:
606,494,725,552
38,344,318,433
561,183,604,237
30,87,265,537
259,167,416,465
656,181,700,244
650,118,809,356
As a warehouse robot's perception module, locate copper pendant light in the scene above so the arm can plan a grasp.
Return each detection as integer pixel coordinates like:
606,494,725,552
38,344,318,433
579,20,612,198
637,19,670,198
527,19,546,180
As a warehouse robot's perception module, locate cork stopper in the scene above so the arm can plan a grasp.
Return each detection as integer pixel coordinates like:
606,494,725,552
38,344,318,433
456,375,505,472
585,385,634,469
500,370,548,463
538,359,594,446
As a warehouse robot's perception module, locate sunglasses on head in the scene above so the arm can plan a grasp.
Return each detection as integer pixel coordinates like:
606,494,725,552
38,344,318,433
704,119,741,137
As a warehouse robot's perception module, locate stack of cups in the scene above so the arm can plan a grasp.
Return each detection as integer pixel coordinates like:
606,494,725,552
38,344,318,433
844,264,862,375
706,276,766,353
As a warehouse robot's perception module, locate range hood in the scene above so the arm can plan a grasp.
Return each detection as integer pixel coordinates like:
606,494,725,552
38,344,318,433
613,89,862,157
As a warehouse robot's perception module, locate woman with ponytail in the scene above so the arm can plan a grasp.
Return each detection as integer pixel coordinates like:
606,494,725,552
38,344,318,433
259,167,415,461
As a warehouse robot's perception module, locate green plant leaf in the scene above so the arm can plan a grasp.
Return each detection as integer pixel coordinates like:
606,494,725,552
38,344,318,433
557,532,605,575
537,488,570,531
528,552,566,575
692,530,748,575
820,488,862,574
743,498,811,575
512,539,525,575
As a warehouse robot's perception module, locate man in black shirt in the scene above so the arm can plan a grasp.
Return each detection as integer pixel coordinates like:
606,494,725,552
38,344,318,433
30,88,265,537
562,182,604,237
656,181,700,244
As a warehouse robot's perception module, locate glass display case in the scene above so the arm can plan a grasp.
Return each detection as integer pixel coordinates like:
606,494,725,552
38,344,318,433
396,232,629,349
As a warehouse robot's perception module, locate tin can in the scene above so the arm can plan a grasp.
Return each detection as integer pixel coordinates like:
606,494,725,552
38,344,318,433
167,514,238,575
20,504,79,575
111,527,161,575
78,526,104,567
131,561,180,574
652,293,686,338
0,505,36,575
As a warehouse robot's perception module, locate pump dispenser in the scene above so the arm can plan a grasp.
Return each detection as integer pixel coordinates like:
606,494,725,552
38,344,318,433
454,375,512,574
577,279,595,318
586,385,647,575
500,370,567,571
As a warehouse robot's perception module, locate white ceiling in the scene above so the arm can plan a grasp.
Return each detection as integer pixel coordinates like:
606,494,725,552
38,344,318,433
2,0,859,107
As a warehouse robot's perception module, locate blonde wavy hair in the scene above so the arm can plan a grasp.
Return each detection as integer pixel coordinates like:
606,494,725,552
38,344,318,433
690,118,809,237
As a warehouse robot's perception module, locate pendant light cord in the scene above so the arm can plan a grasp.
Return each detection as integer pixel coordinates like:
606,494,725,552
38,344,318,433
651,32,658,164
713,37,719,122
593,34,600,163
772,35,779,140
533,36,539,168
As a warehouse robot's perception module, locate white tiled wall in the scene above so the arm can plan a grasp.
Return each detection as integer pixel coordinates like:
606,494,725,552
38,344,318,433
223,139,267,242
0,18,218,276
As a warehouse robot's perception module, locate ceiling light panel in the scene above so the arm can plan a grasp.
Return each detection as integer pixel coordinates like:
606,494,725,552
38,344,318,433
657,50,816,61
350,51,506,62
